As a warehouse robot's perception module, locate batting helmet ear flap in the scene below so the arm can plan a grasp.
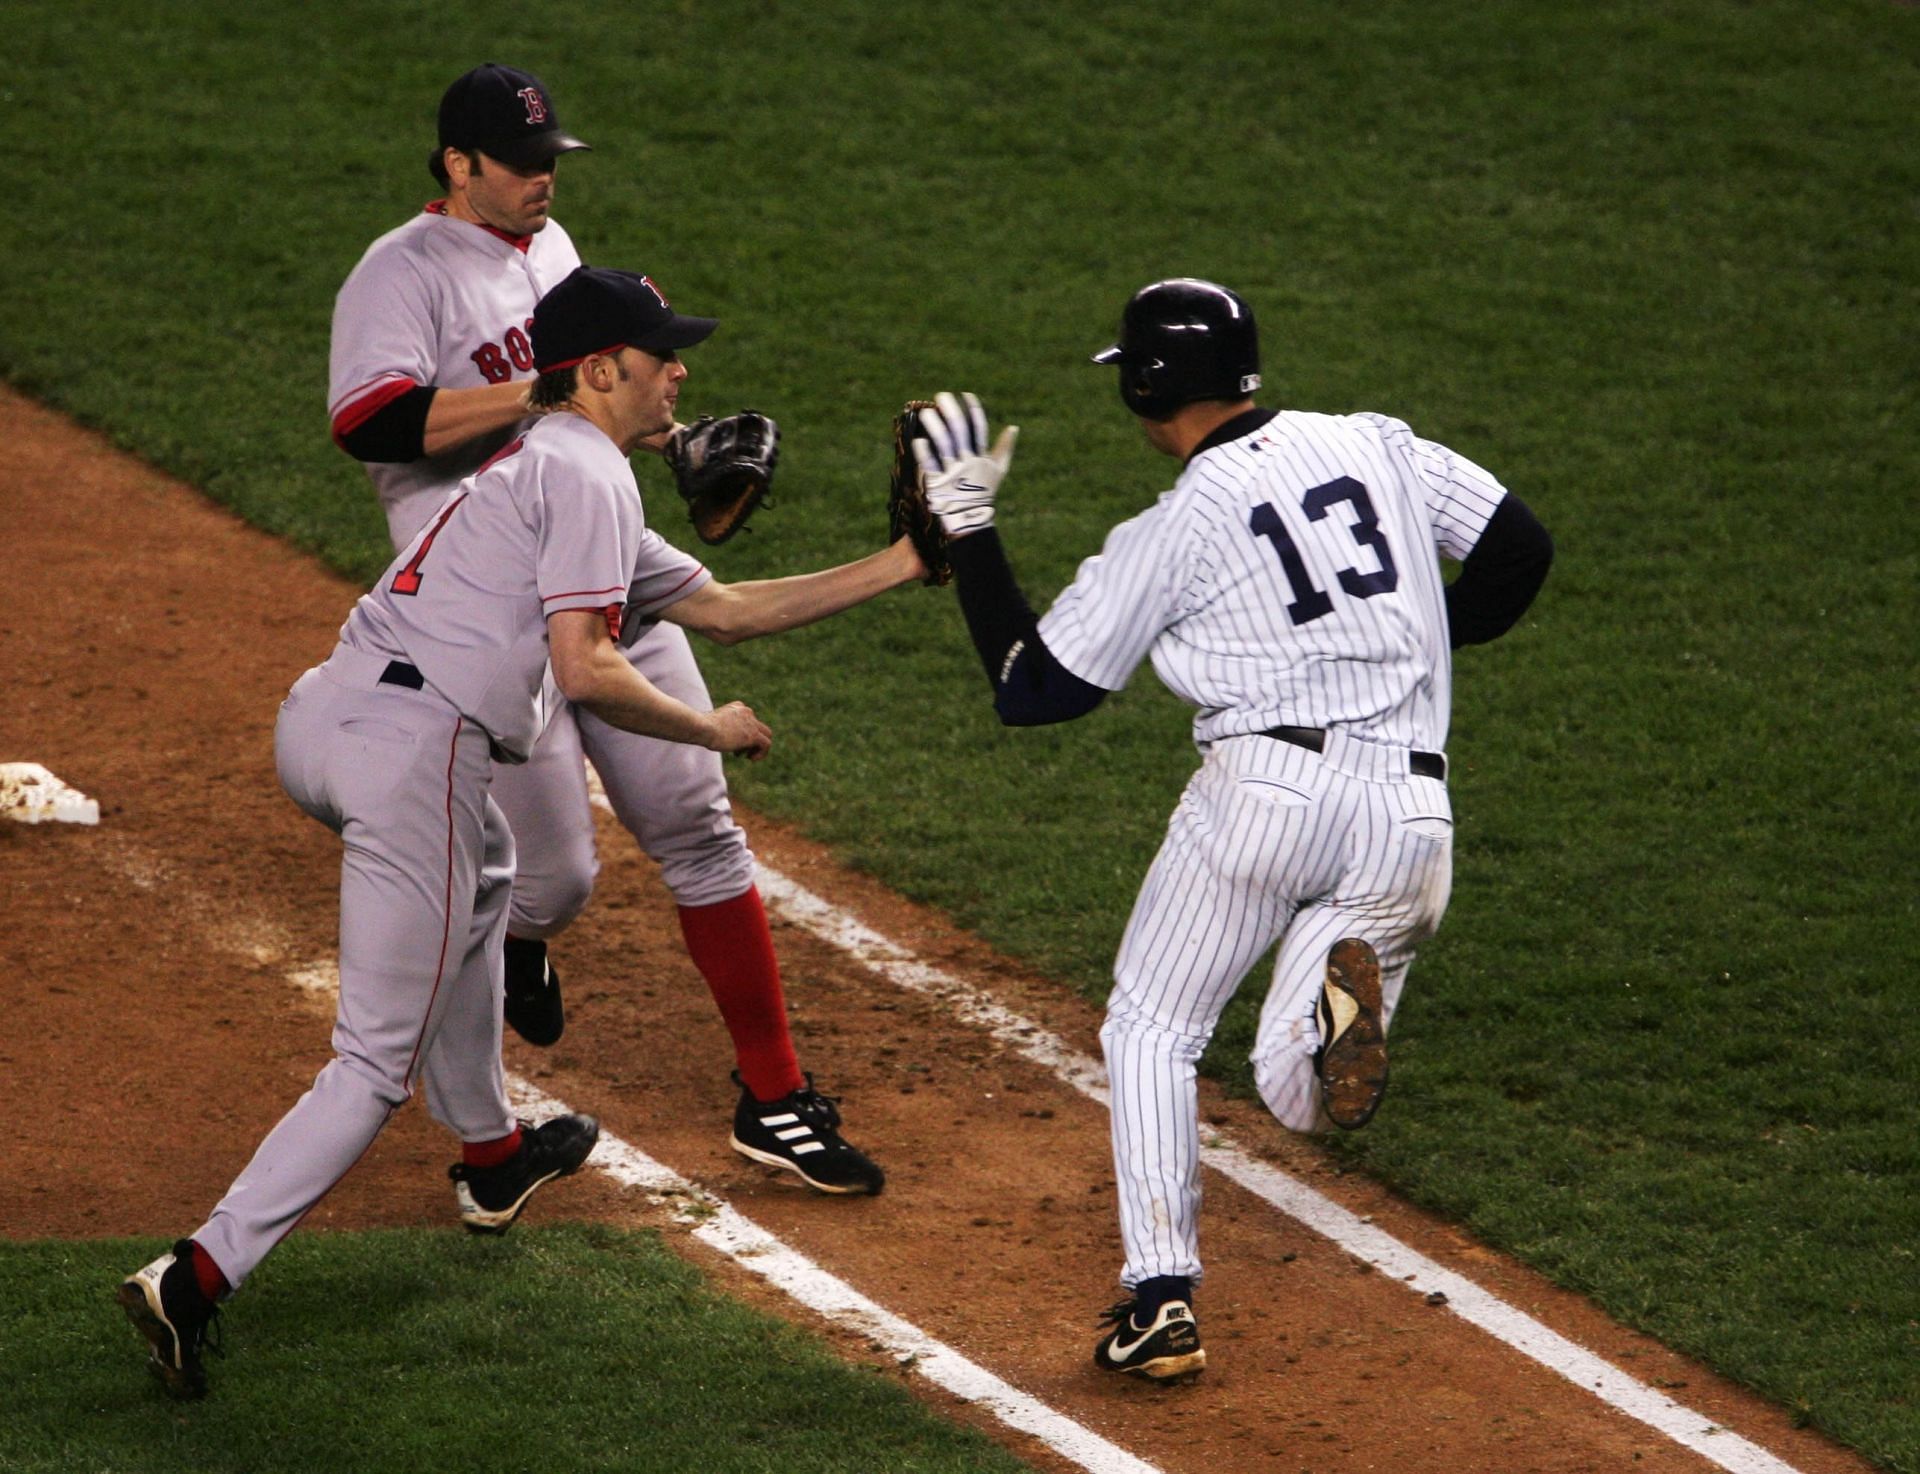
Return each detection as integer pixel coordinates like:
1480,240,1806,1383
1120,356,1180,421
1090,340,1182,421
1094,278,1261,421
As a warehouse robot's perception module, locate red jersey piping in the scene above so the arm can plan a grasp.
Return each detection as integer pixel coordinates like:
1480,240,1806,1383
630,565,709,611
540,585,627,605
330,375,419,444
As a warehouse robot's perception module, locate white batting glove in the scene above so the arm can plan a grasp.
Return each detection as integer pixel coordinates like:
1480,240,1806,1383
911,391,1018,539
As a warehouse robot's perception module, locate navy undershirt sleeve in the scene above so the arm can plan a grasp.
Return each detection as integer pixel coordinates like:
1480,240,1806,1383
947,530,1107,726
1446,493,1554,648
995,640,1108,725
337,384,438,463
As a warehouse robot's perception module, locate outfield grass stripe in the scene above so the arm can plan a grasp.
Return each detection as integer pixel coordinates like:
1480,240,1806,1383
746,859,1814,1474
500,1076,1165,1474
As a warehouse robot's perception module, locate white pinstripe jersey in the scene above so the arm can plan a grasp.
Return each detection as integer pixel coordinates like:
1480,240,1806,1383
1036,410,1509,752
329,206,583,549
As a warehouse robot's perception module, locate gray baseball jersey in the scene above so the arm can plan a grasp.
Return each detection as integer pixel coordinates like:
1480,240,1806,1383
1052,410,1507,1292
330,206,754,936
329,206,582,548
196,410,704,1290
343,413,710,761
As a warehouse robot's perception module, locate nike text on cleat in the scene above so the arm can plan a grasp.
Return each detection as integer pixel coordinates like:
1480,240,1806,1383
1316,936,1388,1129
1093,1297,1206,1381
449,1114,600,1234
117,1240,222,1400
729,1073,885,1195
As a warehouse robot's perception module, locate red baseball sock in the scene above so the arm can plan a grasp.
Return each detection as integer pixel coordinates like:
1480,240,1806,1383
678,886,804,1102
188,1241,230,1302
462,1125,524,1168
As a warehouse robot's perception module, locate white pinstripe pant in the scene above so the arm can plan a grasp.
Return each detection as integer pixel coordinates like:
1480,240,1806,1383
1101,732,1454,1289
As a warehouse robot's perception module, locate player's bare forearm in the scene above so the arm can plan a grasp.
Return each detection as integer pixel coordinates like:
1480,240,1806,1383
548,610,771,756
420,381,536,457
664,538,923,646
570,653,771,758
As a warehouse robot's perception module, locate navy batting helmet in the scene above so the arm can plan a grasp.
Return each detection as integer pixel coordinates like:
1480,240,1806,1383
1091,278,1261,421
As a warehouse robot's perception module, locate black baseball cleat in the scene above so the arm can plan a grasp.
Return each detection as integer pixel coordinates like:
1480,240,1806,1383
449,1114,600,1234
1317,936,1389,1129
1094,1295,1206,1381
729,1073,885,1195
502,936,565,1047
118,1240,222,1400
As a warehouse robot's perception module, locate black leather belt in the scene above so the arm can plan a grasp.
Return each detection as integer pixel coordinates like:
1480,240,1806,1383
379,660,425,690
1262,725,1446,781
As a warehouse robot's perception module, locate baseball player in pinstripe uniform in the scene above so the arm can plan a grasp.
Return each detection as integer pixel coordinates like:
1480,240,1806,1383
912,278,1553,1380
328,64,885,1196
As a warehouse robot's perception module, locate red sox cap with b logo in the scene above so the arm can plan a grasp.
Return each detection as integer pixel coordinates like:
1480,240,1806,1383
435,63,591,171
531,267,719,373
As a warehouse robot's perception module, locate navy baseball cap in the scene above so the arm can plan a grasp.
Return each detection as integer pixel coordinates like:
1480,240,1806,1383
532,267,719,372
435,63,590,170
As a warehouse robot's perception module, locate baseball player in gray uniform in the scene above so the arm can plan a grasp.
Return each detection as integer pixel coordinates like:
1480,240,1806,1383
328,63,885,1196
912,279,1553,1380
122,267,928,1399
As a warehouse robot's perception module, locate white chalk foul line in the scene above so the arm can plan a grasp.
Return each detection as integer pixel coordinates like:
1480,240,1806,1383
502,1076,1161,1474
750,863,1807,1474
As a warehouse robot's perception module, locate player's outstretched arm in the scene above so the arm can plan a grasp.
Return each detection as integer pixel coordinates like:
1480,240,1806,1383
658,539,925,646
944,531,1108,727
549,609,771,758
914,391,1106,727
912,391,1019,540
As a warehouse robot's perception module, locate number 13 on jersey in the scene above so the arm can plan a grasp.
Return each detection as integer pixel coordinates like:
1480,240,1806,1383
1249,475,1399,626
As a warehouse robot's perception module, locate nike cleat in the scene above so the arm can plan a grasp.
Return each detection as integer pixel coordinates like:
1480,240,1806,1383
1094,1296,1206,1381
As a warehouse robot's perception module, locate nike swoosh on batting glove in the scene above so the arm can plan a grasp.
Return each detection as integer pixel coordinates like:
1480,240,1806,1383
911,391,1018,539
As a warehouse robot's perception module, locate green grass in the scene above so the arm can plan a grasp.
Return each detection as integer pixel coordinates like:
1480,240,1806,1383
0,1228,1036,1474
4,1,1917,1468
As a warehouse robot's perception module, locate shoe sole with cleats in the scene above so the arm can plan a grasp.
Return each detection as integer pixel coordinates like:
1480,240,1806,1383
1319,937,1389,1130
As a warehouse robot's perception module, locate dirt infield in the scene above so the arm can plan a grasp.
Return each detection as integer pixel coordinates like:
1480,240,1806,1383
0,384,1871,1474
